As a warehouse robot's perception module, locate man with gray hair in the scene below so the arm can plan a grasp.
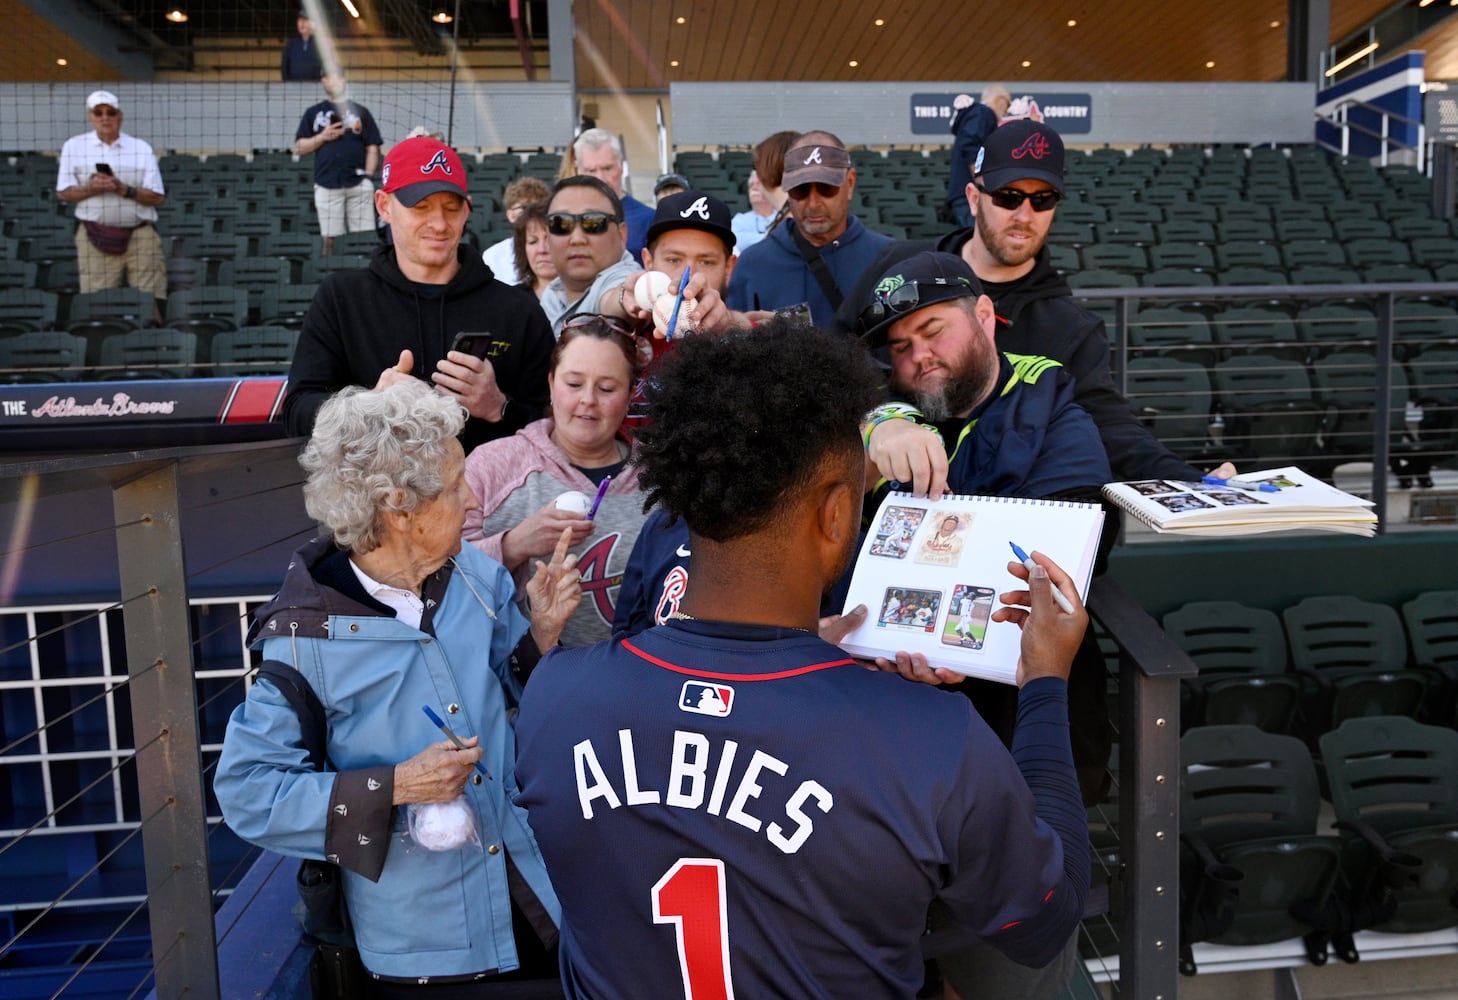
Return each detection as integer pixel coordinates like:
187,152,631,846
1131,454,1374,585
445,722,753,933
572,127,654,260
946,84,1012,226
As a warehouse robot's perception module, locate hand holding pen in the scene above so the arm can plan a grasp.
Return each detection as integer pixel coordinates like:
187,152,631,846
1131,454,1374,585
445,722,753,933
992,546,1087,687
423,705,492,780
1008,542,1077,614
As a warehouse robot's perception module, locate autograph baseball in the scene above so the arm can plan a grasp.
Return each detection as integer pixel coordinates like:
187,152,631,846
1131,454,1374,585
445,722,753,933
634,271,673,312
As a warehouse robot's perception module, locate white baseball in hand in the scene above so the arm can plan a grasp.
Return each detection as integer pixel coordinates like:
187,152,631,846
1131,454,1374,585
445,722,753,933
634,271,673,312
653,293,698,338
555,491,593,514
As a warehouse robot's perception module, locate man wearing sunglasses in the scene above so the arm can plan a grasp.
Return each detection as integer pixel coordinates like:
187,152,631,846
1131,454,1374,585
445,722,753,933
56,90,167,308
726,131,891,326
284,136,554,452
837,118,1233,487
540,176,644,337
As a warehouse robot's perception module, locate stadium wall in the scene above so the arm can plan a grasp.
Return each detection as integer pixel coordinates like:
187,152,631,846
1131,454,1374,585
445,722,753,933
668,81,1319,147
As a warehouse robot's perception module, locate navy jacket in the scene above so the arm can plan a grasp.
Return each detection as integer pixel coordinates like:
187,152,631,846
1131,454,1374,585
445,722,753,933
726,215,891,326
946,102,1000,220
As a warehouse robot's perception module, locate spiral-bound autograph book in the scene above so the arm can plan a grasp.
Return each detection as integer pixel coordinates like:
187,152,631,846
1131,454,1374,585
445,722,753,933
1101,466,1377,537
838,491,1105,685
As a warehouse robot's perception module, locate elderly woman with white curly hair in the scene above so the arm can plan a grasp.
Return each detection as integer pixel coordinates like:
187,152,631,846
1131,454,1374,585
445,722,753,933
216,379,580,996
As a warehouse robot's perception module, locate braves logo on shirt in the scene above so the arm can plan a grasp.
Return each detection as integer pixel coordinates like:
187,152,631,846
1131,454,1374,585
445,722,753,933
654,565,689,625
576,533,625,622
679,681,734,717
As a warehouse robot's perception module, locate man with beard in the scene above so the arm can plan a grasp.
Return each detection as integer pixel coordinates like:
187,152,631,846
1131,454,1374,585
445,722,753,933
860,250,1109,503
859,251,1108,1000
836,118,1233,489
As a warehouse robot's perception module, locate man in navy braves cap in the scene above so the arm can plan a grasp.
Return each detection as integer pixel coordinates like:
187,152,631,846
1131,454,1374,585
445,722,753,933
285,135,556,452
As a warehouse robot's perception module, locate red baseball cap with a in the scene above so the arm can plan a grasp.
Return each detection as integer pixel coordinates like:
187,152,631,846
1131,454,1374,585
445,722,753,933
380,137,469,207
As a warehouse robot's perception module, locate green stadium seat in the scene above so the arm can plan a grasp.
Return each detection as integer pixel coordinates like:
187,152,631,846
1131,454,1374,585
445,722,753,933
0,329,87,383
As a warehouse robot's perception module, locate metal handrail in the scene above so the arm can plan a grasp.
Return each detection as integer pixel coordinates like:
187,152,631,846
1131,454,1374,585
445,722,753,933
1314,98,1426,169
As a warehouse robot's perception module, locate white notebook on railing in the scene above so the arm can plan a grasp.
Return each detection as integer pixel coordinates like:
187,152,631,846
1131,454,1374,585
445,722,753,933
839,491,1105,685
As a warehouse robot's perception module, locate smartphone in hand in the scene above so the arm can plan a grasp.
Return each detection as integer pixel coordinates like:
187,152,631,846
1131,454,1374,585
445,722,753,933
94,163,114,176
450,332,493,358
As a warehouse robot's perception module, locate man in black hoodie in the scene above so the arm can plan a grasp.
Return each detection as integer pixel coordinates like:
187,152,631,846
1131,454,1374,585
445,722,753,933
284,136,554,452
836,119,1234,486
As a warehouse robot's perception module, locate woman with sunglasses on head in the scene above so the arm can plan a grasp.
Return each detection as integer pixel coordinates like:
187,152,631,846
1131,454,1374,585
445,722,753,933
512,205,558,299
464,315,650,646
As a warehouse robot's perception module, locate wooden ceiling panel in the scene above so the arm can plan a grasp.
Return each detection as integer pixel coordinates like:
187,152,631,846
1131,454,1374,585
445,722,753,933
576,0,1419,91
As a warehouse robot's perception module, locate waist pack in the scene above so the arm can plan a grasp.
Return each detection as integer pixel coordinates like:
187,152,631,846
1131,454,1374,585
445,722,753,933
255,660,377,1000
81,220,136,255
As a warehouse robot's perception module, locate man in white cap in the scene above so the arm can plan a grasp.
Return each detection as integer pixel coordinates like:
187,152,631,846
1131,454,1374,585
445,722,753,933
56,90,168,305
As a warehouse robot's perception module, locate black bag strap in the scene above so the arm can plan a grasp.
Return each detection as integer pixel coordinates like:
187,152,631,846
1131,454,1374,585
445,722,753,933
788,222,844,310
257,659,328,772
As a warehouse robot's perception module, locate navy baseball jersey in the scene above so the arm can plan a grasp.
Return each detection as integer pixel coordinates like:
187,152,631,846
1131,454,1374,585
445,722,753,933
514,619,1088,999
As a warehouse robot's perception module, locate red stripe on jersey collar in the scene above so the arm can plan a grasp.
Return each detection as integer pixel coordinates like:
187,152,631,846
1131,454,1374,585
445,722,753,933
622,637,855,682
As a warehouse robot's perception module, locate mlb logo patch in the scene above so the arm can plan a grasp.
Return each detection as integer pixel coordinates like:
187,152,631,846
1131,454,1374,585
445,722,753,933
679,681,733,718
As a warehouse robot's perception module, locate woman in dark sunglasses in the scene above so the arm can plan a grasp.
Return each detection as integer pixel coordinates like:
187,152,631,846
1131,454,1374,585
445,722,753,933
463,315,650,646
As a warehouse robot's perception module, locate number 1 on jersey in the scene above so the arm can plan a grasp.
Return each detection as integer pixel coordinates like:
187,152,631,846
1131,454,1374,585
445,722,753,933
652,858,736,1000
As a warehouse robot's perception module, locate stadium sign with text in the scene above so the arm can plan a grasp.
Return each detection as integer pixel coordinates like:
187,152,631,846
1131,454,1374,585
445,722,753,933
910,93,1093,135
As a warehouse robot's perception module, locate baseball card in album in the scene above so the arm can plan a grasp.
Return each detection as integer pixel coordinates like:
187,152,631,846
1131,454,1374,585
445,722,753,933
840,491,1105,685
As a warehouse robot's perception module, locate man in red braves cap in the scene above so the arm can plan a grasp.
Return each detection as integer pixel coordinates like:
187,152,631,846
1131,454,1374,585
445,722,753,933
285,136,555,452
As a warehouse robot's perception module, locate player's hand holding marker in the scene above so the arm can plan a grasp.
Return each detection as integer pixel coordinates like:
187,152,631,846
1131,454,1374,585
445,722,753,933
992,550,1086,688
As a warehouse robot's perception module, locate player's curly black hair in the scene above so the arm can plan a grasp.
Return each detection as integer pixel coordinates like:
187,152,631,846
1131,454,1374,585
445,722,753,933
634,318,885,542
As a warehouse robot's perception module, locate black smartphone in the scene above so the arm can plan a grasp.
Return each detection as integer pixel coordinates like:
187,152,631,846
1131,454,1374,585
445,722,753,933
450,332,493,358
94,163,114,176
773,302,813,324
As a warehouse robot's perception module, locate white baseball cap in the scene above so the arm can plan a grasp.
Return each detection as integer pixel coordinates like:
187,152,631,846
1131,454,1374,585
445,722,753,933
86,90,120,111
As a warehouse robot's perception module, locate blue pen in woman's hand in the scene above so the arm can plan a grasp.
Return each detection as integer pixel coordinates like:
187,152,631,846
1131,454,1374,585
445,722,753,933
422,705,492,779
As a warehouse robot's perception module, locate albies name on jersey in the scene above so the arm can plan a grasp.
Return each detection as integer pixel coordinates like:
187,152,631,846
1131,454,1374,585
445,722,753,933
572,728,833,855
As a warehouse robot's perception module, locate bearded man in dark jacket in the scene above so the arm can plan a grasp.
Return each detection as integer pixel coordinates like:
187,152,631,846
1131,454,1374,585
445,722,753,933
836,118,1234,484
284,136,553,452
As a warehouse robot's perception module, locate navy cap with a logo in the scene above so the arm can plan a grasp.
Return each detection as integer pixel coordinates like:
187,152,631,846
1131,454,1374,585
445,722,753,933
973,118,1065,195
857,251,984,347
645,189,736,251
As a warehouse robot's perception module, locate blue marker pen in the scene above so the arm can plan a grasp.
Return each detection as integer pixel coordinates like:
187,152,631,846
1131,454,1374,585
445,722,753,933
1202,475,1279,493
1008,541,1076,615
422,705,491,779
665,266,692,342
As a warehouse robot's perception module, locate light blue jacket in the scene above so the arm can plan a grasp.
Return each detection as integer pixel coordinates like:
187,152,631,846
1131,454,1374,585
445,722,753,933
214,538,560,980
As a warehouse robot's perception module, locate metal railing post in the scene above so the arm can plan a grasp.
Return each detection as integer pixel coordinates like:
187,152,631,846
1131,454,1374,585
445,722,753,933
1089,581,1196,1000
1372,294,1394,534
113,461,221,1000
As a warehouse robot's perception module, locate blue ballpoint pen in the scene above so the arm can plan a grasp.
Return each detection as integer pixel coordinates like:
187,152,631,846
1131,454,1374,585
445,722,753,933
1008,541,1076,615
665,266,691,342
422,705,492,779
1202,474,1280,493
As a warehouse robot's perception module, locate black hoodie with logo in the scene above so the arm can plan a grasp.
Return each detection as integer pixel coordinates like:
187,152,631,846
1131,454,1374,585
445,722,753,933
284,245,554,453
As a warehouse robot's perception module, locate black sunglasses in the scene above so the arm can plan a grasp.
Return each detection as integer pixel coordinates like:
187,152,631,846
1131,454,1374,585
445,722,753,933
90,108,120,118
976,185,1061,212
858,277,977,333
547,211,620,236
787,182,843,201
